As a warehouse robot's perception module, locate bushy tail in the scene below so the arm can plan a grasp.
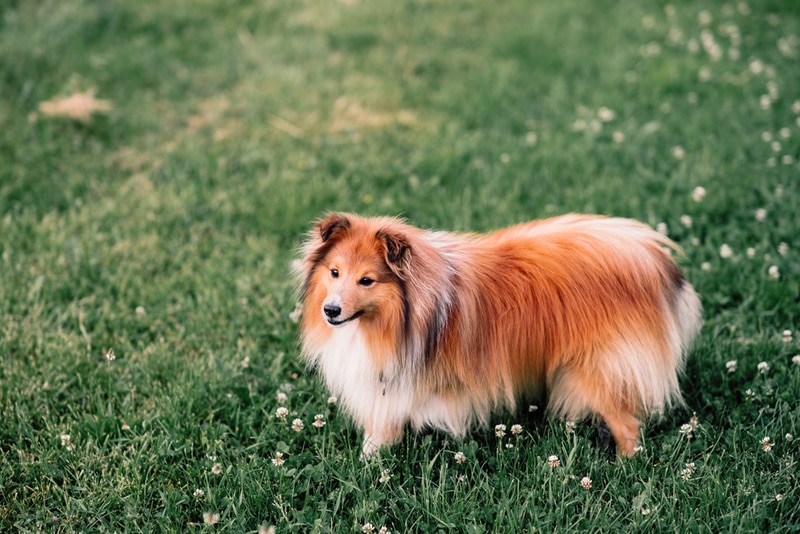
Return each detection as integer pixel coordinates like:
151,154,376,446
673,279,703,373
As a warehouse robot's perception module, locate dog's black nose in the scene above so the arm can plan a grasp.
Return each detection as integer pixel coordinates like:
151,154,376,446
323,304,342,318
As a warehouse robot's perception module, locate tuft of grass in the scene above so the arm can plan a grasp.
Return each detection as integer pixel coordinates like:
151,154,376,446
1,0,799,531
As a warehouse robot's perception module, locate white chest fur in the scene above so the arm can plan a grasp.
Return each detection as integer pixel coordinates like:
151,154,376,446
314,324,414,431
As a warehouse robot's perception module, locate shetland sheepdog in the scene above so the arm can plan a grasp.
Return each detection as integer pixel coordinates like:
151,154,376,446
299,213,701,458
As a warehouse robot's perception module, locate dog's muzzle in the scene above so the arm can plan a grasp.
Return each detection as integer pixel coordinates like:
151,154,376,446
323,304,364,326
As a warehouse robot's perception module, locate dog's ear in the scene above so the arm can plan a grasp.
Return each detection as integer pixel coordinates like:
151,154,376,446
317,213,351,243
377,229,410,274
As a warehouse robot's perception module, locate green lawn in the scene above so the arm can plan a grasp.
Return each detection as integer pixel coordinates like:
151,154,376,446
1,0,799,531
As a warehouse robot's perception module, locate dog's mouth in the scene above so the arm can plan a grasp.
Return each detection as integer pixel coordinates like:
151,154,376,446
326,310,365,326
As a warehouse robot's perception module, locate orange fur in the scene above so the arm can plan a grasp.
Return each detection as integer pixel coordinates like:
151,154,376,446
299,213,702,457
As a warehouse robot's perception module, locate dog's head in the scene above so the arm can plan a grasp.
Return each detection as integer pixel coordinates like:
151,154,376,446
301,213,410,328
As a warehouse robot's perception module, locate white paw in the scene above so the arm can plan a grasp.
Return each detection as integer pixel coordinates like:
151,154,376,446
359,435,382,461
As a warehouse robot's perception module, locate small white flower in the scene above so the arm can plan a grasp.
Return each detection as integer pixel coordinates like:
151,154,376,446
779,127,791,139
745,388,755,400
692,186,707,202
701,262,711,271
241,356,250,368
768,265,780,279
719,244,733,259
786,433,794,442
698,10,712,25
495,424,506,438
679,423,694,437
580,476,592,490
378,527,391,534
680,215,693,228
726,360,738,373
327,395,338,405
312,414,326,428
275,407,289,420
792,355,800,366
783,330,793,343
667,26,684,44
511,424,523,435
612,131,625,143
598,107,616,122
672,145,686,160
761,131,773,142
547,455,560,468
657,222,669,235
291,418,304,432
60,434,74,451
194,488,205,498
746,248,756,259
758,361,769,374
756,208,769,222
641,41,663,57
203,512,220,526
505,443,514,449
776,494,783,502
778,243,789,257
528,405,538,412
782,155,795,165
565,421,576,434
454,451,467,464
525,131,538,145
104,348,116,362
362,523,375,533
641,507,651,516
135,306,146,317
681,462,696,481
379,469,391,484
768,81,779,100
276,392,288,405
272,451,285,466
211,463,223,475
761,436,772,452
689,413,699,430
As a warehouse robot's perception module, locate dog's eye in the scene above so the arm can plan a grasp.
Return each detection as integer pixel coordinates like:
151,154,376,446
330,269,339,279
358,277,375,287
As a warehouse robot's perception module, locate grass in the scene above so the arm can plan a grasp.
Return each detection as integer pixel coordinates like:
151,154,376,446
1,0,799,531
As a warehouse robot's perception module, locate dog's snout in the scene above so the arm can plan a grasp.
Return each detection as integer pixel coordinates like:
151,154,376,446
323,304,342,318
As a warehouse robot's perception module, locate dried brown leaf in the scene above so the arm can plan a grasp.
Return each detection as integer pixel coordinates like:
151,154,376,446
38,90,113,122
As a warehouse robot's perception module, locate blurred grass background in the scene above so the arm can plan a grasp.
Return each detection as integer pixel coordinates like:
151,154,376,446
1,0,799,531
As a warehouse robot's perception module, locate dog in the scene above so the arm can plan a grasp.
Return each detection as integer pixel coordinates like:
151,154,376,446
298,213,701,458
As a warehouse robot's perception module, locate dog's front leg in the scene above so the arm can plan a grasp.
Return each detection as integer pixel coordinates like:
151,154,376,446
361,419,404,460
